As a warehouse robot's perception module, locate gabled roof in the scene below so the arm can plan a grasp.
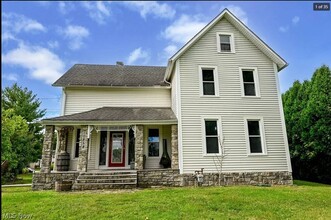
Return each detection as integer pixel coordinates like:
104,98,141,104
164,9,288,80
53,64,168,87
42,107,177,125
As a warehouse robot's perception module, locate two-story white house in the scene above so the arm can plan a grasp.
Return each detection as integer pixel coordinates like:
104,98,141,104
33,9,292,191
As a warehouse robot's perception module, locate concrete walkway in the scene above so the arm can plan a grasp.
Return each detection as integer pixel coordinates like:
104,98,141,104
1,184,31,187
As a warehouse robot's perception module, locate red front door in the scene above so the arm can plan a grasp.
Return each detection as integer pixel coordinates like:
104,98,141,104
109,132,125,167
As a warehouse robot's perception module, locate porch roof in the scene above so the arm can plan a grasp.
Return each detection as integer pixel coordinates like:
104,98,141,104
41,107,177,125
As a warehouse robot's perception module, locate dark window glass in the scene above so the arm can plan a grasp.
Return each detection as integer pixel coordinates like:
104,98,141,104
99,131,107,165
205,121,218,135
244,84,256,96
220,35,231,52
247,120,262,153
148,129,159,157
205,120,219,154
75,129,80,158
202,69,215,95
203,83,215,95
202,69,214,81
206,137,219,153
242,70,256,96
243,71,254,82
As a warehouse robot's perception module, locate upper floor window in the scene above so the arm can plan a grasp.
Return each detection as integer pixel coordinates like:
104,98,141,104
199,66,219,96
239,67,260,97
245,118,266,155
217,32,235,53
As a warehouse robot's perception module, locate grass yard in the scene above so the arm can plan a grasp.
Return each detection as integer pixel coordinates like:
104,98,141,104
2,173,33,185
1,180,330,220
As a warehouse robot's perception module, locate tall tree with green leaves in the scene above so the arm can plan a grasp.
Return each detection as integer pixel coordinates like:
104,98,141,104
282,65,331,183
2,83,46,166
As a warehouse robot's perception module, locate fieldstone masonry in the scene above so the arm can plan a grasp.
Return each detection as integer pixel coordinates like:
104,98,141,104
40,125,54,173
171,124,179,169
32,172,79,190
135,125,144,170
77,126,88,172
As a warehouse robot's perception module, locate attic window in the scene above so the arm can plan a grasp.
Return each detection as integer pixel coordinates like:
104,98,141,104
217,32,235,53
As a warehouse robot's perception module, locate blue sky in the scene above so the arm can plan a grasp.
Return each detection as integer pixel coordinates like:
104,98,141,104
2,1,331,118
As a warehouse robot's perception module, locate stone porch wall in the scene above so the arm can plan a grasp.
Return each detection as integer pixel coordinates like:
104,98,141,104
32,171,292,190
32,172,79,190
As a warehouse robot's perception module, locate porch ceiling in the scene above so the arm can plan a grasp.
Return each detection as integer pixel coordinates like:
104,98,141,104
41,107,177,125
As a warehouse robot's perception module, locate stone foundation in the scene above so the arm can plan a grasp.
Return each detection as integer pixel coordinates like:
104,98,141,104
32,170,292,190
137,169,181,187
32,172,79,190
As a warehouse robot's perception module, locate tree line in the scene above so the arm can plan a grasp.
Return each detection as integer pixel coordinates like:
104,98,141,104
282,65,331,184
1,83,46,182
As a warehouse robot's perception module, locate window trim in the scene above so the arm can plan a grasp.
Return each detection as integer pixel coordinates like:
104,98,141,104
202,117,223,156
216,32,235,53
244,116,267,156
146,127,162,158
198,65,219,97
71,127,81,160
239,67,260,97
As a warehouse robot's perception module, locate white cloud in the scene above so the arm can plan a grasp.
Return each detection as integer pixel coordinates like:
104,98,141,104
279,26,289,33
292,16,300,25
48,40,59,49
164,45,178,57
221,5,248,25
127,47,150,65
81,1,111,25
62,25,90,50
122,1,175,19
58,1,75,14
3,73,18,81
162,14,207,44
2,44,65,84
2,13,46,42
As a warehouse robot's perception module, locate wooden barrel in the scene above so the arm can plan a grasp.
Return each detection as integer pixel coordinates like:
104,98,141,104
56,152,70,171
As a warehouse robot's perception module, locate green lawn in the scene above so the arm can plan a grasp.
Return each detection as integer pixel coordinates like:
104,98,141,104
2,181,330,220
2,173,33,185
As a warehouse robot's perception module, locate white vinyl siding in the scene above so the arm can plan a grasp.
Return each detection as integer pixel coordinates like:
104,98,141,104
64,87,171,115
171,71,178,117
178,17,290,173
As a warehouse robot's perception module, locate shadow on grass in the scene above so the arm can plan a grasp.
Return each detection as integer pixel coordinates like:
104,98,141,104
293,180,330,187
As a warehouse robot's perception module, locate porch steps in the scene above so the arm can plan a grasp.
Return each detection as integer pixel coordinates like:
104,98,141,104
72,170,137,190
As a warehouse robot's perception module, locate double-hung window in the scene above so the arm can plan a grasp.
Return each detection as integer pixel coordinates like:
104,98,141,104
245,118,266,154
204,120,220,154
199,66,219,96
240,67,260,97
217,32,235,53
148,129,160,157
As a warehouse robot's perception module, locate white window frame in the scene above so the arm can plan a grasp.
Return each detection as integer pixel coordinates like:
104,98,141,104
198,65,219,97
145,126,163,158
244,116,267,156
239,67,260,97
202,117,223,156
216,32,235,53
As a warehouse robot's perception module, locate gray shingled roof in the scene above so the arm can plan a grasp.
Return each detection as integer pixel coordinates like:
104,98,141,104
53,64,168,87
42,107,177,122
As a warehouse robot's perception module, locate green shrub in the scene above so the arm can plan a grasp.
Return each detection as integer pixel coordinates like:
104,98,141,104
22,167,29,174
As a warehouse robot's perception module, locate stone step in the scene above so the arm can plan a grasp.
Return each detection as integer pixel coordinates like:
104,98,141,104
78,174,137,179
80,171,137,175
72,182,137,190
77,178,137,184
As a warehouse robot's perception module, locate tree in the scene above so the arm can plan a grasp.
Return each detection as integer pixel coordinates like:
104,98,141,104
282,65,331,183
1,108,32,180
2,83,46,168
